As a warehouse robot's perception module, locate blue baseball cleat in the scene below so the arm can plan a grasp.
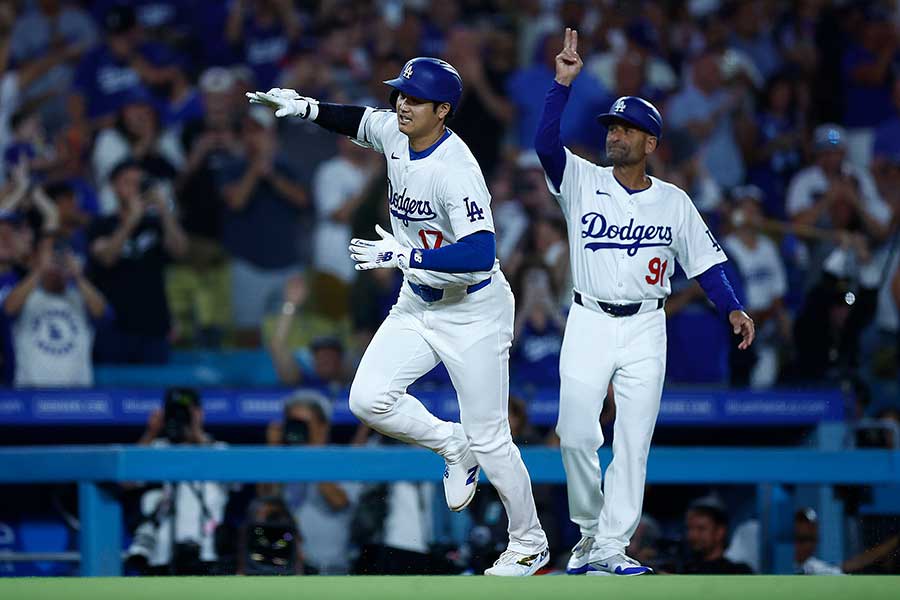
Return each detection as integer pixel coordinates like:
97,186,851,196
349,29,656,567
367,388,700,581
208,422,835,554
584,553,653,576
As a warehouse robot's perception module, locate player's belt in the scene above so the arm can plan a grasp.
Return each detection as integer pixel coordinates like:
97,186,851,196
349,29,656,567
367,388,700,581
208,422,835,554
408,277,492,303
573,290,664,317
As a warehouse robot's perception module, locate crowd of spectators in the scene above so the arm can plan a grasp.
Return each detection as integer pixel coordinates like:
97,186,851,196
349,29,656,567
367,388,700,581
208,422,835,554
1,0,900,394
2,0,900,577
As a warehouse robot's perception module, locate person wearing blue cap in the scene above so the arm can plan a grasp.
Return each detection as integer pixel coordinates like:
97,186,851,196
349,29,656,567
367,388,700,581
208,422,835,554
247,55,550,576
534,28,754,576
787,123,892,380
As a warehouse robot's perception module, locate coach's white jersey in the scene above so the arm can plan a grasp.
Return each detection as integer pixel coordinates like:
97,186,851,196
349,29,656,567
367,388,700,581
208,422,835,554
355,108,498,288
547,148,726,302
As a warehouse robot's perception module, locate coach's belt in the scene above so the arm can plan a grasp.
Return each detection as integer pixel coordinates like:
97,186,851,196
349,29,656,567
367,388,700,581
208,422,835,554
573,290,664,317
408,277,492,303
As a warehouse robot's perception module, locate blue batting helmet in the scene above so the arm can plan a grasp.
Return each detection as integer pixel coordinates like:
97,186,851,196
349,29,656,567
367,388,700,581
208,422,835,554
384,57,463,113
597,96,663,139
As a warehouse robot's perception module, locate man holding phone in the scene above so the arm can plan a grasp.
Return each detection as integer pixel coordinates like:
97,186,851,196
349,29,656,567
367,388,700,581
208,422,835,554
87,159,188,363
3,234,110,387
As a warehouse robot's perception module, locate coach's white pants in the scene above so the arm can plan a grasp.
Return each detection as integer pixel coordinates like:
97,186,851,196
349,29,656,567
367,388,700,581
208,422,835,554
349,272,546,553
556,301,666,559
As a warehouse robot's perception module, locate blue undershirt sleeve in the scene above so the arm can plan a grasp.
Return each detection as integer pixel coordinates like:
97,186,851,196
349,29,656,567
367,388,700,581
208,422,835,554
534,81,570,192
409,231,495,273
695,263,744,318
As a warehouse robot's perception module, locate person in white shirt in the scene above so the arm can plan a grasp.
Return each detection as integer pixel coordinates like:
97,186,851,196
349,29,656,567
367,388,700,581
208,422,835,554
128,388,231,575
794,509,843,575
260,391,361,575
4,237,109,387
723,185,791,387
786,124,892,289
788,125,894,378
310,137,379,319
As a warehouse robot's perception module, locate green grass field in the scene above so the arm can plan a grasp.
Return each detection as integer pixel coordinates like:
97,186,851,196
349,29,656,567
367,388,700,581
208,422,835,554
1,576,899,600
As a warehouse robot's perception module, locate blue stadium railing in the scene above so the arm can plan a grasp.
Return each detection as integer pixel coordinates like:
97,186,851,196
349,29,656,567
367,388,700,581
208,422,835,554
2,441,899,576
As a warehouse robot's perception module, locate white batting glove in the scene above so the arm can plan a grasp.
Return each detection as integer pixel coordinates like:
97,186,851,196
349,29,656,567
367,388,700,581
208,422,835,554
245,88,319,119
349,224,410,271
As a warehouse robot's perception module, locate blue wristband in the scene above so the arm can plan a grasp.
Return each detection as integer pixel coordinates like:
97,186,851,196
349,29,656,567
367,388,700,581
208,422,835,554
410,231,495,273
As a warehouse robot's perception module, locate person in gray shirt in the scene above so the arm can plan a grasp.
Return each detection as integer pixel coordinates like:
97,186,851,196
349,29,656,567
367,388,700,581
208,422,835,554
259,390,360,574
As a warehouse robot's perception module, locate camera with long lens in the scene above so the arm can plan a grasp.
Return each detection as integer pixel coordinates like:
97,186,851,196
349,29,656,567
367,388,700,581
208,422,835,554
163,387,200,443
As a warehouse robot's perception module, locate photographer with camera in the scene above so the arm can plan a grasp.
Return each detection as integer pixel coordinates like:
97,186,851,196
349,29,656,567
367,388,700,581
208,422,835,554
87,158,187,364
4,233,110,387
259,390,360,575
127,387,231,575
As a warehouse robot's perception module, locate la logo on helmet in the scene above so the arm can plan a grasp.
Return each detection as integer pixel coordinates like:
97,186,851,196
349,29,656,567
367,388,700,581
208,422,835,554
402,63,414,79
613,98,627,113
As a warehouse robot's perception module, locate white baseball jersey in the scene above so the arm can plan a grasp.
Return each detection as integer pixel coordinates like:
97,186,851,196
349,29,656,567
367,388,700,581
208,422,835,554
346,107,547,554
546,148,726,302
355,108,498,288
548,147,727,561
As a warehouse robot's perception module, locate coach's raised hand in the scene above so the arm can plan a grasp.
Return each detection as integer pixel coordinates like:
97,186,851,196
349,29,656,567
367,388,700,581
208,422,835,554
246,87,320,119
555,27,583,87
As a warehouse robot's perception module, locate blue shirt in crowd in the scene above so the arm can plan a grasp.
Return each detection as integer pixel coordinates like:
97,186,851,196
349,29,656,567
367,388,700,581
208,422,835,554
73,43,168,120
217,156,304,270
841,43,897,129
507,64,611,151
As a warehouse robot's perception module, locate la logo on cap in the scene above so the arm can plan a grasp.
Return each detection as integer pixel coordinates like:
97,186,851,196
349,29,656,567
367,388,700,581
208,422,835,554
403,63,414,79
613,98,627,113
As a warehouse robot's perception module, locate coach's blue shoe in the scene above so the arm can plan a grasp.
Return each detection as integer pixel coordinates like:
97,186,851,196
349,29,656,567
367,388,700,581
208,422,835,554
443,448,479,512
584,553,653,576
565,535,595,574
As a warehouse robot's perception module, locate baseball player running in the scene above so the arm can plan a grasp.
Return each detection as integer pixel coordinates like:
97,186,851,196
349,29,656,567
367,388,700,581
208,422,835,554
536,29,755,576
247,57,548,576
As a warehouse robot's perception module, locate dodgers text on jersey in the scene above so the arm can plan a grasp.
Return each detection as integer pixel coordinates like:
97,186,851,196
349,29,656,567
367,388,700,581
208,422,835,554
580,212,674,256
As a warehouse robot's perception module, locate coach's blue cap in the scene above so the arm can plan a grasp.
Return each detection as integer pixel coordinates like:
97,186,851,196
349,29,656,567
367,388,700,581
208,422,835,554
597,96,663,139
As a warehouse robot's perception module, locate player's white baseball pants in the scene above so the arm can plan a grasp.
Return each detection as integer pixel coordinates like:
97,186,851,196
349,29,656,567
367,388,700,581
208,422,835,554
556,300,666,559
349,271,547,554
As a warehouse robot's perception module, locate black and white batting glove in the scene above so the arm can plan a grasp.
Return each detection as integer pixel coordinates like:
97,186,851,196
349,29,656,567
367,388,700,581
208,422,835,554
350,224,409,271
246,88,319,119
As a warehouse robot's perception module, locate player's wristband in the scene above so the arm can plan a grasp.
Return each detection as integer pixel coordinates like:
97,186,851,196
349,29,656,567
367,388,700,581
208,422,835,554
696,264,743,318
409,231,495,273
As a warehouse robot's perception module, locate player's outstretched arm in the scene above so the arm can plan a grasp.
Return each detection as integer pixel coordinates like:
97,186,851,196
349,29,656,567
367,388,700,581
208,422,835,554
246,88,367,138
